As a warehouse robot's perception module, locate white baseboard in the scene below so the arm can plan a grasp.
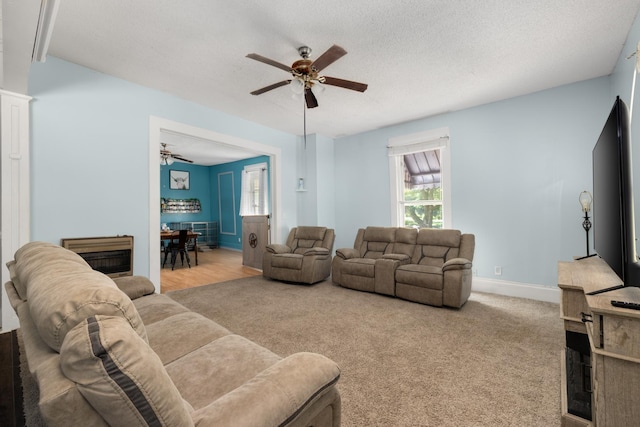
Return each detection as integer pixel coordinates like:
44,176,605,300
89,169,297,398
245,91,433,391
472,277,560,304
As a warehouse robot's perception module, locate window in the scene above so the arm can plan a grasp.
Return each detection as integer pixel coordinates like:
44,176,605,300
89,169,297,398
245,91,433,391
388,129,451,229
402,150,443,228
239,163,269,216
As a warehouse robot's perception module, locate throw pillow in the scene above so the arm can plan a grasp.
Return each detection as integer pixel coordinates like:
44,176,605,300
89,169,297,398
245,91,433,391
61,315,194,427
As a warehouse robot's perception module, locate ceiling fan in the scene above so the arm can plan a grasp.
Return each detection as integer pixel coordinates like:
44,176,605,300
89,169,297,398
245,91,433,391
160,143,193,165
246,44,368,108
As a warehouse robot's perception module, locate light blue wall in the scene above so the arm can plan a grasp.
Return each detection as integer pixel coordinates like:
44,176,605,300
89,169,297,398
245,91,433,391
26,18,640,290
160,163,212,224
334,78,611,287
210,156,270,251
28,57,297,277
296,134,336,229
315,134,336,229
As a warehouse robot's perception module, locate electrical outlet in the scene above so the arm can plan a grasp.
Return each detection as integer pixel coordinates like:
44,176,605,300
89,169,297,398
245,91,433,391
238,238,241,243
472,269,478,276
494,266,502,276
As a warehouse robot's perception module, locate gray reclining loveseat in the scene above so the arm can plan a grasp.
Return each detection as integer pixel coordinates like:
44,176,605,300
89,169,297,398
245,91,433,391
331,226,475,308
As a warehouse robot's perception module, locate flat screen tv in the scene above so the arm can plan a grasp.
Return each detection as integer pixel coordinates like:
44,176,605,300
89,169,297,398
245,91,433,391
592,96,640,287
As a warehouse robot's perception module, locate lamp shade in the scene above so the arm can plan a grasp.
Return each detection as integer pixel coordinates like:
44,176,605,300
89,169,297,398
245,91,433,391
579,191,592,212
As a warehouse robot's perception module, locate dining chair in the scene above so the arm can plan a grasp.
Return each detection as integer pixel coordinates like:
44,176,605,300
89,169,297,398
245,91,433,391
162,229,191,270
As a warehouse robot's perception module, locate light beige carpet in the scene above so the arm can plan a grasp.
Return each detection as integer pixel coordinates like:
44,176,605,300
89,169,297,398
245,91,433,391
168,277,564,427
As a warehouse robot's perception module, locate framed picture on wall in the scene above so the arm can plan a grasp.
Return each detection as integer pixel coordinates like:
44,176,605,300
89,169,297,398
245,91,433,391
170,170,190,190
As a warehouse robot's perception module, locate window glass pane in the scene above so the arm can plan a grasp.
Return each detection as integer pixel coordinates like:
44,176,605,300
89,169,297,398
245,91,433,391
249,170,261,214
404,204,443,229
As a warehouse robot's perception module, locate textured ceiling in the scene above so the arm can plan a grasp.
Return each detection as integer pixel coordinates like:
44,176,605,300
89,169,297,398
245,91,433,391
39,1,640,162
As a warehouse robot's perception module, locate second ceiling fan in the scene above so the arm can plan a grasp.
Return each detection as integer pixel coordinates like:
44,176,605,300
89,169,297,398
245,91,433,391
246,44,368,108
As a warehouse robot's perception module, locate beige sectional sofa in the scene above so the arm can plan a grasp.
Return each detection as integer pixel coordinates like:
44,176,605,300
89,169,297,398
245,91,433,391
5,241,341,426
331,227,475,308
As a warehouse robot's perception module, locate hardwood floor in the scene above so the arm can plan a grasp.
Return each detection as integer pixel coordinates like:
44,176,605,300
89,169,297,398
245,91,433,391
160,248,261,293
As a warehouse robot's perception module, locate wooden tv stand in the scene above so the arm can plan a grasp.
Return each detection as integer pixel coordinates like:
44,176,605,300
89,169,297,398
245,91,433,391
558,256,640,426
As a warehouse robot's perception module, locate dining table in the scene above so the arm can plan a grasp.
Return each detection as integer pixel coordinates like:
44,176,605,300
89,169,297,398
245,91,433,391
160,230,200,266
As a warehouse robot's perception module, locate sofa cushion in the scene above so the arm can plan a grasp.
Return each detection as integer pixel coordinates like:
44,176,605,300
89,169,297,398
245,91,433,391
11,241,88,301
416,245,451,267
14,242,147,352
190,353,340,427
290,227,327,254
413,229,462,266
294,239,318,252
294,226,327,241
61,315,194,427
133,294,191,325
416,228,461,247
358,227,396,258
28,267,148,352
396,264,444,290
145,312,232,364
392,228,417,257
165,334,282,411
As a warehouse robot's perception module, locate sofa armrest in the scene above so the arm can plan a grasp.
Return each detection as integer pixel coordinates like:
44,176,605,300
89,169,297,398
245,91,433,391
266,244,292,254
335,248,360,260
300,247,330,256
442,258,472,272
374,255,410,296
191,352,340,426
112,276,156,299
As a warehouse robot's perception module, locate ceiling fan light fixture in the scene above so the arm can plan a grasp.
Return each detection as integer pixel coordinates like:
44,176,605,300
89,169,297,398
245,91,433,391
160,155,174,165
290,78,305,95
312,83,325,95
247,44,367,109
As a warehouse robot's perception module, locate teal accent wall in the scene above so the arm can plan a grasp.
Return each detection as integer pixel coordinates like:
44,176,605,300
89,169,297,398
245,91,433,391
160,157,270,250
210,156,270,251
160,163,212,224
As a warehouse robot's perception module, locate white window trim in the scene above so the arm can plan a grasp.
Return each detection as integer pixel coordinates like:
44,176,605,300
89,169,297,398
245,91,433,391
388,128,451,228
239,162,268,217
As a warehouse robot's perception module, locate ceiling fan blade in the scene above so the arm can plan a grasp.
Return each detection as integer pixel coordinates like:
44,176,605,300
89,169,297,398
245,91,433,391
322,76,368,92
305,88,319,109
172,155,194,164
311,45,347,72
250,80,292,96
246,53,292,72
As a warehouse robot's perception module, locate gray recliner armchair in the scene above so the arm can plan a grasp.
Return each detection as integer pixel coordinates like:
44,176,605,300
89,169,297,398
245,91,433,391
263,226,335,284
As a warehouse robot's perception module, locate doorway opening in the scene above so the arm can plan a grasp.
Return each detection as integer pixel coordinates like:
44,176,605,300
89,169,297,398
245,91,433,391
149,116,282,291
